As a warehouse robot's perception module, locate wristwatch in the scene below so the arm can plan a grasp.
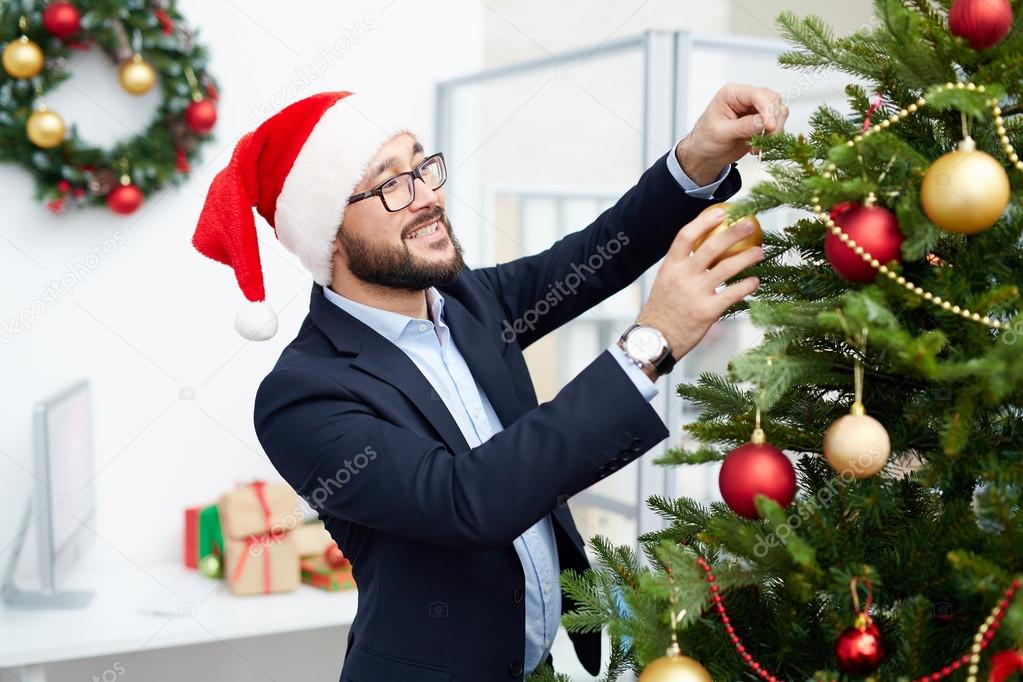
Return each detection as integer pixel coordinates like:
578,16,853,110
617,323,676,376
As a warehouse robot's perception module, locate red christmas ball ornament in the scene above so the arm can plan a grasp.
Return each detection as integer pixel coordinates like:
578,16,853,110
990,649,1023,682
825,202,904,283
43,1,81,39
719,427,796,519
949,0,1013,50
185,98,218,134
107,180,143,215
324,543,348,569
835,614,885,675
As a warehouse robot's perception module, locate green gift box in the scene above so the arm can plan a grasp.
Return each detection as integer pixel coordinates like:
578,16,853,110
300,555,356,592
184,503,224,577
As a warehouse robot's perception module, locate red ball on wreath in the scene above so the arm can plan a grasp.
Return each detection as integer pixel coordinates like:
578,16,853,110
719,429,796,519
107,181,143,215
43,1,81,39
825,202,903,283
186,99,218,134
949,0,1013,50
835,614,885,675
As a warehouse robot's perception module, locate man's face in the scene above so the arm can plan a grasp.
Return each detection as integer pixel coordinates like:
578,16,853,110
332,133,464,291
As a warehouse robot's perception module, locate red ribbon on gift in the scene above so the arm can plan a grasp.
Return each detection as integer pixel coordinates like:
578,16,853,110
228,480,282,594
250,480,274,533
231,529,286,594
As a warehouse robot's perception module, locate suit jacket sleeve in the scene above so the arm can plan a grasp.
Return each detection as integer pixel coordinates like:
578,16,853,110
472,152,741,349
255,349,668,549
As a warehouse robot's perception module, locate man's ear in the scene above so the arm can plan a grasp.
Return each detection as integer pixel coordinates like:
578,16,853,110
331,228,342,255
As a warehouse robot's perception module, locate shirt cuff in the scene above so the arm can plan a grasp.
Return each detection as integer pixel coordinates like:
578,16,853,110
666,139,730,199
607,342,659,402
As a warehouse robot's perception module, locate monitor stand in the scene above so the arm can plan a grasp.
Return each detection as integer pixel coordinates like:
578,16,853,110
2,500,94,609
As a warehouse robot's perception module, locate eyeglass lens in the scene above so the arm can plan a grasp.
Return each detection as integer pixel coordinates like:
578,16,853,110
380,155,446,211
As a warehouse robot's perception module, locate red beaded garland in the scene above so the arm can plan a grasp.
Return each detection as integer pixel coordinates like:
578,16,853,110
693,557,1020,682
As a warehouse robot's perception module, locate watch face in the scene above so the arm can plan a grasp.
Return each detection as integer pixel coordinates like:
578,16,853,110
624,326,664,363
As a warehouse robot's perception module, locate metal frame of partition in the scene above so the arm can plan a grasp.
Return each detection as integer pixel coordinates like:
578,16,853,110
435,30,788,554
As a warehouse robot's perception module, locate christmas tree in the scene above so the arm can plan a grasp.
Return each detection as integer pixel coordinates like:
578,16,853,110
529,1,1023,680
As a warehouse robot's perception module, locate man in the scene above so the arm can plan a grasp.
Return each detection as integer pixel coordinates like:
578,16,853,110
193,85,787,680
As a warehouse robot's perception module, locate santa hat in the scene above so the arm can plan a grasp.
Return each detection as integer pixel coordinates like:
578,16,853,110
192,91,417,340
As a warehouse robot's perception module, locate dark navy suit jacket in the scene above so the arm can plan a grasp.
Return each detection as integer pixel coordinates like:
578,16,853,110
253,151,740,681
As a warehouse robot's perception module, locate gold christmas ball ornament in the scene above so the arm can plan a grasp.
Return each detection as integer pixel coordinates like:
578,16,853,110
920,137,1010,235
118,54,157,95
2,35,45,79
693,202,763,267
638,651,712,682
823,402,891,479
26,107,66,148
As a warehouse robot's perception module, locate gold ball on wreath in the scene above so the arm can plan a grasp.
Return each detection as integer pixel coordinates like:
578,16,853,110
823,406,891,479
638,653,712,682
27,107,66,148
920,138,1010,235
118,54,157,95
2,35,45,79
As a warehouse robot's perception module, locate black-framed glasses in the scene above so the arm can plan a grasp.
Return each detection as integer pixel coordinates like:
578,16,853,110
347,152,447,212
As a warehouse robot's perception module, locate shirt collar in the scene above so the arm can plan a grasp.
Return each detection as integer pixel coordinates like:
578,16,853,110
322,285,447,344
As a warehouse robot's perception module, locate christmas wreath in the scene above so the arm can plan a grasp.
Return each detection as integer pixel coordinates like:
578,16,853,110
0,0,219,214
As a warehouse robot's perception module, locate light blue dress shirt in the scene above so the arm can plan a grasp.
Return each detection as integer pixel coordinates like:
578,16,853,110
322,145,727,675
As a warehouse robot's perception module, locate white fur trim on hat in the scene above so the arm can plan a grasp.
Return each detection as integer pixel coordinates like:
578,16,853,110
274,94,417,287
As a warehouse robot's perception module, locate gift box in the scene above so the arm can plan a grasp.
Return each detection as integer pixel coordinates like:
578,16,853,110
300,555,356,592
218,480,299,539
224,531,300,595
183,503,223,575
290,520,334,557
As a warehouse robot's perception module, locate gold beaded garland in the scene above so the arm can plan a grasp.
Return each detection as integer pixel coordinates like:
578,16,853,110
819,81,1013,331
813,195,1005,329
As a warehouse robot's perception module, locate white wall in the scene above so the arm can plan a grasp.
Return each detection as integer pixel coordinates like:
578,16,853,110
0,0,482,579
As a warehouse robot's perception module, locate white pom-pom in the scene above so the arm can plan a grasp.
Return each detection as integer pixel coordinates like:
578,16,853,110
234,300,278,341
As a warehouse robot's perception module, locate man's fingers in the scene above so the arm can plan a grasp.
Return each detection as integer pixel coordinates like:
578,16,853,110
689,219,757,271
670,206,726,256
724,85,787,132
724,113,766,143
707,242,764,285
717,275,761,309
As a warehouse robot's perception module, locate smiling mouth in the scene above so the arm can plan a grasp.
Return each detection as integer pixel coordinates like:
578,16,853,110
405,220,442,240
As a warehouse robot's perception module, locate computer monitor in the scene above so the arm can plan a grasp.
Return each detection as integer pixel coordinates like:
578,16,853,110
2,380,96,609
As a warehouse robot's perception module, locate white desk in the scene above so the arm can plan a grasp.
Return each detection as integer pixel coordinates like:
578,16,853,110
0,562,358,681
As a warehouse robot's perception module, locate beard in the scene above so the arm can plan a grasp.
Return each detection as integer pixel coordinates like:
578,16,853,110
337,209,465,291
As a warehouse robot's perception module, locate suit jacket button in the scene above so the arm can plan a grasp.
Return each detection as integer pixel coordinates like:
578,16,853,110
508,660,524,677
512,586,524,603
